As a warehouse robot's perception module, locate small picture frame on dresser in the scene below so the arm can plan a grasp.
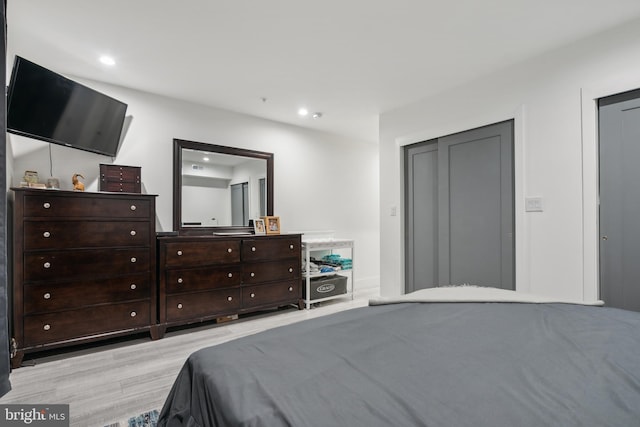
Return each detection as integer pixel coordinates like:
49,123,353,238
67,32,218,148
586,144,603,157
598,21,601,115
253,218,266,235
262,216,281,235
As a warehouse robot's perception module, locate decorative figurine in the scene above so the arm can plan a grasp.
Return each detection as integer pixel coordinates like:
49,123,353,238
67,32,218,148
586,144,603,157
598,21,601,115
72,174,85,191
23,170,39,185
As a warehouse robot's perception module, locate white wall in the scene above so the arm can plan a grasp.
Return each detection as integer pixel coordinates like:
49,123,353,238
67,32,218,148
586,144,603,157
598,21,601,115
379,17,640,300
181,185,230,226
8,82,380,290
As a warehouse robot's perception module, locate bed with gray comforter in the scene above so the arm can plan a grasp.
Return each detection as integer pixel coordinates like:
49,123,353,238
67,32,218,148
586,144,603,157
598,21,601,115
158,287,640,426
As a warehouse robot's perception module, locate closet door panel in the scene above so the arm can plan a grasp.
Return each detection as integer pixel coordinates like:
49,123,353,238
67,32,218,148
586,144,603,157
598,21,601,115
404,121,514,293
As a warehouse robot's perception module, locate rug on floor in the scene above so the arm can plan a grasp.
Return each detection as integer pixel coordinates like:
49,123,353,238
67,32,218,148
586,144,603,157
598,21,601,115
104,409,159,427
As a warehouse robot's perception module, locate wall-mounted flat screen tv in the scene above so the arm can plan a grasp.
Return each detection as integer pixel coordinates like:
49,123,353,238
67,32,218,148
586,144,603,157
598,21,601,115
7,56,128,157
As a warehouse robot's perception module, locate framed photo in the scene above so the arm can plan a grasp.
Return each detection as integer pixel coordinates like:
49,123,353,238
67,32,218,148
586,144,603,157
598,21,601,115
253,218,266,235
262,216,281,235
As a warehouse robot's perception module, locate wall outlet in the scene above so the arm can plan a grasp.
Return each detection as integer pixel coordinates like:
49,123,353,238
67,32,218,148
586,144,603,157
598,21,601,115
525,197,543,212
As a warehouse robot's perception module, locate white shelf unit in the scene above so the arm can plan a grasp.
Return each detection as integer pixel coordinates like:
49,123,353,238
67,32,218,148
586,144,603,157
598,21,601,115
301,238,354,309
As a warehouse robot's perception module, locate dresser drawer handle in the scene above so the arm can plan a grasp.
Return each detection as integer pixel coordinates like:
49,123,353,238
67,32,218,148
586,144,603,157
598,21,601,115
227,296,233,302
130,284,137,290
177,278,183,284
177,250,183,256
43,324,51,331
250,293,255,298
130,205,137,211
44,292,51,299
227,248,233,253
250,272,255,278
43,202,51,209
43,231,51,238
251,246,256,252
288,267,293,273
130,257,137,263
43,262,51,269
177,303,183,309
288,286,294,292
228,273,233,278
130,311,137,317
130,230,137,236
290,244,294,250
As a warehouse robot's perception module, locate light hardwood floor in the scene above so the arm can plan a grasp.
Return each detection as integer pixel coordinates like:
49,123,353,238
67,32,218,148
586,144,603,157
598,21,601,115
0,289,377,427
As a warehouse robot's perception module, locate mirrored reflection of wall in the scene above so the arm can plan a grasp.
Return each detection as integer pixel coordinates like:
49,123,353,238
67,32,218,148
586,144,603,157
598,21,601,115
182,173,231,226
181,153,266,227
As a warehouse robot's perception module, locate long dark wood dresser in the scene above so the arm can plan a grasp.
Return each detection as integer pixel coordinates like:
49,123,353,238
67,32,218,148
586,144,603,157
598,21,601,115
10,188,158,368
157,233,302,336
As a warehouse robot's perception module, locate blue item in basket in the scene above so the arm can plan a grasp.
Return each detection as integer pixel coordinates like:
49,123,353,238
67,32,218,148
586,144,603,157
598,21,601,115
320,266,335,273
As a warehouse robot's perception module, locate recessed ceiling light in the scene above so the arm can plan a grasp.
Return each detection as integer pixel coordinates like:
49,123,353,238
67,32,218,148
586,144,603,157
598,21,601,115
203,157,210,162
298,108,308,117
99,55,116,66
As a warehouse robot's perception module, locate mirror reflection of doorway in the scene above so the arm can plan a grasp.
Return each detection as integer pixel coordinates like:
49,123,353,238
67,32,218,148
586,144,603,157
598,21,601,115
259,177,266,217
231,182,249,226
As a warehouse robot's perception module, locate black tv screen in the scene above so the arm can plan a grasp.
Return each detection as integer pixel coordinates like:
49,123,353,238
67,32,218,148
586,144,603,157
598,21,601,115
7,56,128,157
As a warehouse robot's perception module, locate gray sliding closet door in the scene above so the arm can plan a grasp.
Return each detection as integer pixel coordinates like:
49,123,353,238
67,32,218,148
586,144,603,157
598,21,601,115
599,89,640,311
439,121,514,288
405,142,439,293
405,120,514,292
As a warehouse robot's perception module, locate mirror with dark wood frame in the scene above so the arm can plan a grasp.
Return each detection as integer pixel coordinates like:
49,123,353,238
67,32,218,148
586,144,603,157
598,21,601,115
173,139,274,235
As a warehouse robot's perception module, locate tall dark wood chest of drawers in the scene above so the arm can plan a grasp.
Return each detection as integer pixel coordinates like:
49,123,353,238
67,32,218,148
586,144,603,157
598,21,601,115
10,188,158,368
157,233,302,334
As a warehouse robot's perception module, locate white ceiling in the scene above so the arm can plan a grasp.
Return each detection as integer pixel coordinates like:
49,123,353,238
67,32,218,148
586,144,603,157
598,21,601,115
7,0,640,143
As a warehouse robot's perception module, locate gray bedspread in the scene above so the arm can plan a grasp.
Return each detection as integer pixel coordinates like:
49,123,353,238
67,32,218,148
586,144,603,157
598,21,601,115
158,302,640,426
